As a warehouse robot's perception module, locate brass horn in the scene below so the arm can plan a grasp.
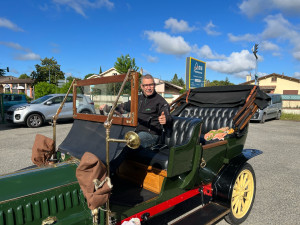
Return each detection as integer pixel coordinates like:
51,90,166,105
125,131,140,149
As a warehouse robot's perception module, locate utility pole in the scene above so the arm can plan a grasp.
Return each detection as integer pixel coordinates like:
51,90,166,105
252,44,259,85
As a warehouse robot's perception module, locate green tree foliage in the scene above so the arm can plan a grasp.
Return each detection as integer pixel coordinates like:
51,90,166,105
0,69,5,76
58,81,73,94
99,66,102,74
84,73,94,79
205,77,234,87
114,54,139,74
34,82,57,99
19,73,30,79
170,73,185,87
30,57,64,84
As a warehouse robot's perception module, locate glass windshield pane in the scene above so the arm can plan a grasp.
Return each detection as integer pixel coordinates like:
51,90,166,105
75,81,131,117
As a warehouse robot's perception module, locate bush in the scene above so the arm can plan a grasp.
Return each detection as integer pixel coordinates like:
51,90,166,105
34,82,57,99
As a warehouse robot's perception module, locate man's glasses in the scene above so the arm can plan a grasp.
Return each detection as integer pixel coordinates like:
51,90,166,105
142,83,155,87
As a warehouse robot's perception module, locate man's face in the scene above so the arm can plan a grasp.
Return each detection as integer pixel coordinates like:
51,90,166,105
141,78,155,97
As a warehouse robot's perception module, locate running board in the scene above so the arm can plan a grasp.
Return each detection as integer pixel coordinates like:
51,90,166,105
169,203,230,225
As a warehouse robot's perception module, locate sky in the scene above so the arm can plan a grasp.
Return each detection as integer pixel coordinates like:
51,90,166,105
1,0,300,84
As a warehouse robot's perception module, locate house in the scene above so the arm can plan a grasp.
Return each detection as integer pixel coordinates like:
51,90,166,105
0,76,34,98
154,78,183,103
240,73,300,113
87,67,120,79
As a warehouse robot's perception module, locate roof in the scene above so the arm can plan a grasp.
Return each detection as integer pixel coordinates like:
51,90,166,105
0,76,34,84
240,73,300,85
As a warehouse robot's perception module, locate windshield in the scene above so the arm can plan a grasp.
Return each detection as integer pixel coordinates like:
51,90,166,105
30,95,53,104
76,82,131,117
73,73,139,126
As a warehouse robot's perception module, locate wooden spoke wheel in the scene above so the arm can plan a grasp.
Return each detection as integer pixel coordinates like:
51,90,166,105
225,163,256,224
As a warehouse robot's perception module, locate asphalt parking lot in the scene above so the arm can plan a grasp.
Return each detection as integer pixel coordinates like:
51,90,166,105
0,119,299,225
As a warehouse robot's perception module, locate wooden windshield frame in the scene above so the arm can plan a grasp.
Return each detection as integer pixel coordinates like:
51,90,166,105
72,72,139,127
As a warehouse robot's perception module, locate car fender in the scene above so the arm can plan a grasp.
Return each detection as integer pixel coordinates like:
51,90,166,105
25,111,46,122
212,149,262,207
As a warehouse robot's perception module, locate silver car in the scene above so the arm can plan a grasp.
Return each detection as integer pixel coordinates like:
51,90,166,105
6,94,96,128
251,94,282,123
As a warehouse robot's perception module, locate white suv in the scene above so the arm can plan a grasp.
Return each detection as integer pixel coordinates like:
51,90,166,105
6,94,96,128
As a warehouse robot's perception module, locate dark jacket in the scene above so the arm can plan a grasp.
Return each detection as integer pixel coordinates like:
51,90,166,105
117,91,172,135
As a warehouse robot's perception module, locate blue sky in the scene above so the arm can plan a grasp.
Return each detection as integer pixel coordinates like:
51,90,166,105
1,0,300,84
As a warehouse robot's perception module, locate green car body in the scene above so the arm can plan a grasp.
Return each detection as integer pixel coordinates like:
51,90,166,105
0,73,270,225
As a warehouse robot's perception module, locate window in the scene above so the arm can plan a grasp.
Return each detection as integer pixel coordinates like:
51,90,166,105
271,76,277,82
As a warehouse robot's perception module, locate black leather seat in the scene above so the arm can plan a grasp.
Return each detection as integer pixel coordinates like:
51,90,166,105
127,117,202,170
178,106,239,134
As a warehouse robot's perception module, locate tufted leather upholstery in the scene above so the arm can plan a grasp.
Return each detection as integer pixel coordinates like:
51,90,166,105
127,116,202,170
178,106,239,134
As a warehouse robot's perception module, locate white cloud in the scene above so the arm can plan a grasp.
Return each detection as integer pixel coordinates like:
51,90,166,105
52,0,114,17
294,72,300,78
146,55,159,63
164,18,195,33
204,21,221,36
0,18,24,32
260,41,280,51
144,31,191,56
239,0,300,17
192,45,226,60
15,53,41,61
228,33,257,42
207,50,260,78
0,42,30,52
0,41,40,61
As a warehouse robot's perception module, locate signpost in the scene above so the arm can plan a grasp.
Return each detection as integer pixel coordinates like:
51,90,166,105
185,57,206,89
57,79,66,88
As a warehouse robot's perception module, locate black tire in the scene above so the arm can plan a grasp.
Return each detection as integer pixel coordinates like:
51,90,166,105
276,111,281,120
225,163,256,225
79,109,91,114
260,114,266,123
26,114,43,128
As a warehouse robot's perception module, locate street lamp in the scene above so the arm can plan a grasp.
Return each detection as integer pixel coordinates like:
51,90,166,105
252,44,259,85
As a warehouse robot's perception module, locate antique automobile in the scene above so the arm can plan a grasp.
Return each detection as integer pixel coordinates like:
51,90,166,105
0,70,270,225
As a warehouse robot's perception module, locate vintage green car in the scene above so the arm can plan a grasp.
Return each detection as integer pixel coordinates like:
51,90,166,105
0,71,270,225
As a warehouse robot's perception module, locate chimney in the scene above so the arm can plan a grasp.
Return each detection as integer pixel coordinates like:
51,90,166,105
246,73,252,82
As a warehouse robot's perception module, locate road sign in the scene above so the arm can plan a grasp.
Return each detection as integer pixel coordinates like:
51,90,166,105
57,79,66,87
186,57,206,89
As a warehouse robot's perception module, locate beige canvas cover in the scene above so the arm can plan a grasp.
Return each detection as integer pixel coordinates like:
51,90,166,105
76,152,112,210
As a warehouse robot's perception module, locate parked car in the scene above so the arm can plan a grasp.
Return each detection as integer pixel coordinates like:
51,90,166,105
0,73,270,225
0,93,27,113
251,93,282,123
6,94,96,128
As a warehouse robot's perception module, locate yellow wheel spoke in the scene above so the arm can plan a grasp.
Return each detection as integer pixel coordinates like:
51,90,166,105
232,196,239,207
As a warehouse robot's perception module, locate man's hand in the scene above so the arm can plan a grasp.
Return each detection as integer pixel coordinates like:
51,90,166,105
158,111,166,125
99,104,107,111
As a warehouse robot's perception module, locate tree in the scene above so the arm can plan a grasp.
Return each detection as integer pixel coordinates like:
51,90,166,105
19,74,30,79
0,69,5,76
170,73,185,87
34,82,57,99
58,81,73,94
114,54,139,74
99,66,102,74
84,73,94,79
205,77,234,87
30,57,64,84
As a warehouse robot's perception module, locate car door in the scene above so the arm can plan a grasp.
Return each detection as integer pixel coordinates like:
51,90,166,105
42,96,64,120
62,96,73,118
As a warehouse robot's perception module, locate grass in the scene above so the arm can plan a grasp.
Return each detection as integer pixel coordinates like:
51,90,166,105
280,113,300,121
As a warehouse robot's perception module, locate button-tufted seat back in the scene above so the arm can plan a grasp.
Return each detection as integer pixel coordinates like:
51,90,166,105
178,106,239,134
164,116,202,147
